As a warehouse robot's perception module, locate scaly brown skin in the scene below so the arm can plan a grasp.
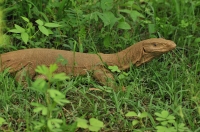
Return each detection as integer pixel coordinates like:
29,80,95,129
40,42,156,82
0,38,176,87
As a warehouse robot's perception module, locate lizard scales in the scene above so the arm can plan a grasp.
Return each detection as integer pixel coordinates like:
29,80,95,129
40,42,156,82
0,38,176,87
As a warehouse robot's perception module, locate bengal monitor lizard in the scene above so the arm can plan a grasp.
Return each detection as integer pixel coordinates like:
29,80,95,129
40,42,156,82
0,38,176,87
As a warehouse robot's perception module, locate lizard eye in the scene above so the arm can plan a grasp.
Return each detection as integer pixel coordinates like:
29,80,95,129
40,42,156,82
153,43,157,46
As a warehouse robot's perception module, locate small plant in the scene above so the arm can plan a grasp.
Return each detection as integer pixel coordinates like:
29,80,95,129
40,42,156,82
76,117,104,132
108,65,129,87
30,64,71,132
125,111,148,127
155,110,191,132
9,16,61,44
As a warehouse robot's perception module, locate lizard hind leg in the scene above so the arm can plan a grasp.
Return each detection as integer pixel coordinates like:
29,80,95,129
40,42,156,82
93,68,116,89
15,65,35,85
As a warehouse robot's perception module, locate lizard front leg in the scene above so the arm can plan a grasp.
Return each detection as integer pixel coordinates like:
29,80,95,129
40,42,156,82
92,67,116,88
15,63,35,83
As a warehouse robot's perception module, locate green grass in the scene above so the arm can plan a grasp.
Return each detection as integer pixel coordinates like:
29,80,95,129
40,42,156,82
0,0,200,131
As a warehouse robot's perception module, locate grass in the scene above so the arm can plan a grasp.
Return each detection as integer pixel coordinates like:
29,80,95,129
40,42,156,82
0,0,200,131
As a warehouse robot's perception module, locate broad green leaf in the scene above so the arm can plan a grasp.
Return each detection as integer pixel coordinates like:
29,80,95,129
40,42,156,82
89,12,99,22
118,74,125,80
108,65,121,73
117,22,131,30
44,22,61,27
118,72,129,80
122,72,128,76
166,115,175,120
0,117,6,126
168,127,177,132
103,34,110,48
76,118,88,129
9,29,21,33
21,16,30,22
89,118,104,127
54,98,70,106
35,19,44,25
32,121,45,130
161,121,168,126
101,0,113,11
53,97,70,106
47,29,53,35
35,65,49,75
123,1,135,8
161,111,169,118
38,25,49,36
52,73,70,81
139,112,148,118
180,20,188,28
48,89,70,105
167,119,175,123
125,111,137,117
48,89,65,98
88,125,101,132
49,64,58,74
194,37,200,43
97,11,120,29
174,123,189,132
156,126,168,132
132,120,139,126
129,10,144,21
155,112,162,117
148,23,156,34
31,102,48,115
15,24,25,32
31,78,48,93
47,119,63,131
119,9,131,14
123,1,142,10
156,126,176,132
21,32,29,44
156,117,166,121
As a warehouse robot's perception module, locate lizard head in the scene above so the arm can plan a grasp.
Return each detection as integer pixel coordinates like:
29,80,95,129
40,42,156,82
135,38,176,66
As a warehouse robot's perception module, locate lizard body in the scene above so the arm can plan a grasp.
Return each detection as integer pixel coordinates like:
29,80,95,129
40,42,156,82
0,38,176,87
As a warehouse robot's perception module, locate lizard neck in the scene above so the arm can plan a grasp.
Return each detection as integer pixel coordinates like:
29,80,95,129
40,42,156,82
101,43,143,70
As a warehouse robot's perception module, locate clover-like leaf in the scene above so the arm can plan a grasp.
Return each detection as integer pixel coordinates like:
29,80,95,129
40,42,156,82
31,78,48,93
76,118,88,129
48,89,70,106
31,102,48,115
35,65,49,75
47,118,63,131
108,65,121,73
138,112,148,118
52,73,70,81
132,120,139,126
89,118,104,127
